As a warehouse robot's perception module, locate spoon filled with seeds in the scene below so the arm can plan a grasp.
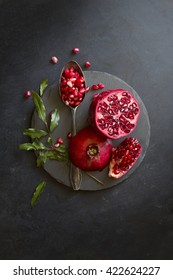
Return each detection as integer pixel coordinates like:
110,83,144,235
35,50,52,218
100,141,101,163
59,61,87,190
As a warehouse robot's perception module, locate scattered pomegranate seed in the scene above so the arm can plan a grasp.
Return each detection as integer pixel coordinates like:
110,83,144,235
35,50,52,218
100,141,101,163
67,132,72,139
85,61,91,68
51,56,58,64
91,84,99,90
56,137,63,144
98,83,105,89
54,143,60,148
93,93,99,99
85,86,90,92
24,90,31,98
72,48,79,54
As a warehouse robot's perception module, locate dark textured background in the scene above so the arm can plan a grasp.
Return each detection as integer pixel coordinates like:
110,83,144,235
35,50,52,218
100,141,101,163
0,0,173,260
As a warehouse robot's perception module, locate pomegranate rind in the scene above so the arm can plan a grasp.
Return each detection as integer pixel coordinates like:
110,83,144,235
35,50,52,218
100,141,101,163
69,126,113,171
109,137,142,179
88,89,140,139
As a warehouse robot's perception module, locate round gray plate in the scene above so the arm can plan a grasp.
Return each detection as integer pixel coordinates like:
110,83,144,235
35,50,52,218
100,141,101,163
32,71,150,191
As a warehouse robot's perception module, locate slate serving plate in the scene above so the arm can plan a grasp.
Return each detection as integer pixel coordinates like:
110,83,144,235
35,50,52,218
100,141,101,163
31,71,150,191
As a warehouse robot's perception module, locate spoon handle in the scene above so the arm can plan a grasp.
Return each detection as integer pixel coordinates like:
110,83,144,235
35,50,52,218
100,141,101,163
70,107,82,190
71,107,77,136
69,163,82,190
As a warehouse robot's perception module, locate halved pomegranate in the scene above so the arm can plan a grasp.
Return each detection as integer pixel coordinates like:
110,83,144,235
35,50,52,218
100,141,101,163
109,137,142,179
88,89,140,139
69,126,113,171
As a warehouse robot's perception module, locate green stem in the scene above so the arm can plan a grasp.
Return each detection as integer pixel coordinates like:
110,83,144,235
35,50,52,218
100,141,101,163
44,121,54,148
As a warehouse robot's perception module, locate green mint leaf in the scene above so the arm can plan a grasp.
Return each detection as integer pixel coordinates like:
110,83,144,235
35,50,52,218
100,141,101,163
50,108,60,132
46,150,68,161
31,180,46,208
45,150,61,160
36,149,68,167
56,144,67,154
19,141,46,151
55,145,69,159
36,151,47,167
47,137,53,146
32,90,46,123
23,128,47,139
39,79,48,97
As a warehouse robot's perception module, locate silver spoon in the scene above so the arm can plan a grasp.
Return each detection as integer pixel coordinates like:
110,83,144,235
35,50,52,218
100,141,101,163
59,60,86,191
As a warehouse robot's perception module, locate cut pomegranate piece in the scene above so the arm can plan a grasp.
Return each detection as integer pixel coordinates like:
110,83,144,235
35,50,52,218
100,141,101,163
109,137,142,179
69,126,113,171
88,89,140,139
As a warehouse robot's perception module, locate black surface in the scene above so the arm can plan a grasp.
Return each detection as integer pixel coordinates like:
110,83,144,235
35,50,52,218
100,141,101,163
0,0,173,260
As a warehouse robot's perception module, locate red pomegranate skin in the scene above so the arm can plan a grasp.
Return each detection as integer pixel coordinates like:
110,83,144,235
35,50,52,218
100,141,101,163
69,126,113,171
88,89,140,140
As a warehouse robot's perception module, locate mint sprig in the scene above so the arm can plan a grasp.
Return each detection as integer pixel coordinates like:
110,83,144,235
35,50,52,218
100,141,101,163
19,79,69,207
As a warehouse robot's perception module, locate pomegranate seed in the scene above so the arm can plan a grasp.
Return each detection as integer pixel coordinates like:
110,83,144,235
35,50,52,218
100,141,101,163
67,81,73,87
79,88,85,94
85,86,90,92
93,93,99,98
64,68,70,77
75,101,81,106
56,137,63,144
91,84,99,90
85,61,91,68
72,48,79,54
65,100,69,106
54,143,60,148
24,90,31,98
98,83,105,89
51,56,58,63
67,132,72,139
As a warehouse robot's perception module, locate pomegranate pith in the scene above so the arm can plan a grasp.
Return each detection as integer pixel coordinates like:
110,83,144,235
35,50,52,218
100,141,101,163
109,137,142,179
88,89,140,139
69,126,113,171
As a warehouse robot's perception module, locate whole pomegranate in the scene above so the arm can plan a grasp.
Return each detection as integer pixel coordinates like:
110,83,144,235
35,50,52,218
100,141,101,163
88,89,140,139
69,126,113,171
109,137,142,179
